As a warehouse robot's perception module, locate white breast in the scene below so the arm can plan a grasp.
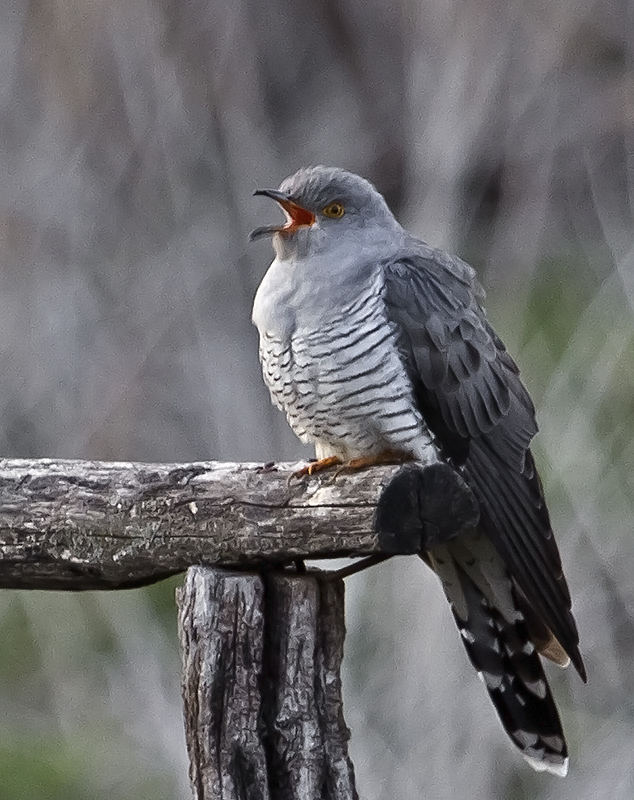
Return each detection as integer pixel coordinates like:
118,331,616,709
257,268,437,464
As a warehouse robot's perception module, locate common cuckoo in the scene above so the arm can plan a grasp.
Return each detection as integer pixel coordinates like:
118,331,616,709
250,165,585,776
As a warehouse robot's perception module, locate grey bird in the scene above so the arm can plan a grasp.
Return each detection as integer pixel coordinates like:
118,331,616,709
250,165,586,776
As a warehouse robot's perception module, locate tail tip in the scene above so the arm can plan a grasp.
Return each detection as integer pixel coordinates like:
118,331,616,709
523,752,569,777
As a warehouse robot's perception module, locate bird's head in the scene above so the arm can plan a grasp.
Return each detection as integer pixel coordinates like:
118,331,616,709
250,166,402,260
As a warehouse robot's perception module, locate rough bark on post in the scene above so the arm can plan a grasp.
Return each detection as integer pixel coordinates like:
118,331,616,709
263,575,356,800
177,568,269,800
176,566,357,800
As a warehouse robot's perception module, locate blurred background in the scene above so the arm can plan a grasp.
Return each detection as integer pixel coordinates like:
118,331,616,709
0,0,633,797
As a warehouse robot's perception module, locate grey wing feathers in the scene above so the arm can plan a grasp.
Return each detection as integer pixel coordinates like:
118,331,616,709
383,247,586,680
384,253,537,468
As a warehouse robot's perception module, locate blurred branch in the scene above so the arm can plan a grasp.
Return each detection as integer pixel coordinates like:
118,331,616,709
0,458,478,591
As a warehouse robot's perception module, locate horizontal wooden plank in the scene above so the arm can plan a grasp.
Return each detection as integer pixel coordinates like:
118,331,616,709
0,458,478,590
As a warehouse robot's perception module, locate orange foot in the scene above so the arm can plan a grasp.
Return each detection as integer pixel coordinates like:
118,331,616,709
334,449,414,477
290,450,414,482
290,456,342,481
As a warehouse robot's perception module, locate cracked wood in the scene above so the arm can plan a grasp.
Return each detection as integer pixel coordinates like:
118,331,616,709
0,458,405,590
177,567,358,800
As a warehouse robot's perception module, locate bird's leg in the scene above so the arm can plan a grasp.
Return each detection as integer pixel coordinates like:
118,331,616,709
290,455,342,481
326,554,393,581
291,450,413,483
334,449,414,477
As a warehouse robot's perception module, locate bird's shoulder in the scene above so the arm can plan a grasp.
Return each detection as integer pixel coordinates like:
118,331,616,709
380,241,537,466
381,238,484,315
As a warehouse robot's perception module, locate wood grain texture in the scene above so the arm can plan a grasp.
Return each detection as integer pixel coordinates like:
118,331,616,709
0,458,478,590
176,566,357,800
177,568,270,800
262,575,357,800
0,458,392,590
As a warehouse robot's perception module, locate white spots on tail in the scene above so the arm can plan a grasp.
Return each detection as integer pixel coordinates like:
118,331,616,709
522,752,569,778
524,677,548,699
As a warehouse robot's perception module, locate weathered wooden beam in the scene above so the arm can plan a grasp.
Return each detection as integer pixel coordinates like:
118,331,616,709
0,458,478,590
176,566,357,800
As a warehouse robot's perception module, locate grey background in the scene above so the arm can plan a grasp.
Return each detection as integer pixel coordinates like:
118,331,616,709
0,1,633,798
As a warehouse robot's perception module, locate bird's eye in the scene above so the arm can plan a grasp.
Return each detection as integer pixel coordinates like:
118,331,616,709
322,202,345,219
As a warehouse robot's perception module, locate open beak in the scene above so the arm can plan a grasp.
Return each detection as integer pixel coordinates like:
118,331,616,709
250,189,316,240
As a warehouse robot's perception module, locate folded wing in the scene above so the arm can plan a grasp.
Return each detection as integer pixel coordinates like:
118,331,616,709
383,247,585,679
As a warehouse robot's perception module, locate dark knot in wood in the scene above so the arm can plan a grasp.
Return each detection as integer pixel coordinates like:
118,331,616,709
375,462,480,554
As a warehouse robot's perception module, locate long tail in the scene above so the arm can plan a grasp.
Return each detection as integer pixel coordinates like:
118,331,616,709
425,531,569,776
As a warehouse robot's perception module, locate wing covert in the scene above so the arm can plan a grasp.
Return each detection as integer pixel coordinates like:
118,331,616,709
384,250,536,467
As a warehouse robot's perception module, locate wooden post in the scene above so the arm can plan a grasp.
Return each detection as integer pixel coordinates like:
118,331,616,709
0,456,479,797
177,567,357,800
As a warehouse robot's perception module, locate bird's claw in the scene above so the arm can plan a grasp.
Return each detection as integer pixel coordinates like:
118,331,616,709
287,456,342,485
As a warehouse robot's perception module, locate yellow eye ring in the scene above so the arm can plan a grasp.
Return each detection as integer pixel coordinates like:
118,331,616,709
322,202,345,219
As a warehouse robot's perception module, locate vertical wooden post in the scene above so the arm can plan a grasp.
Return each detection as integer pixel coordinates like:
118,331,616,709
176,566,357,800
